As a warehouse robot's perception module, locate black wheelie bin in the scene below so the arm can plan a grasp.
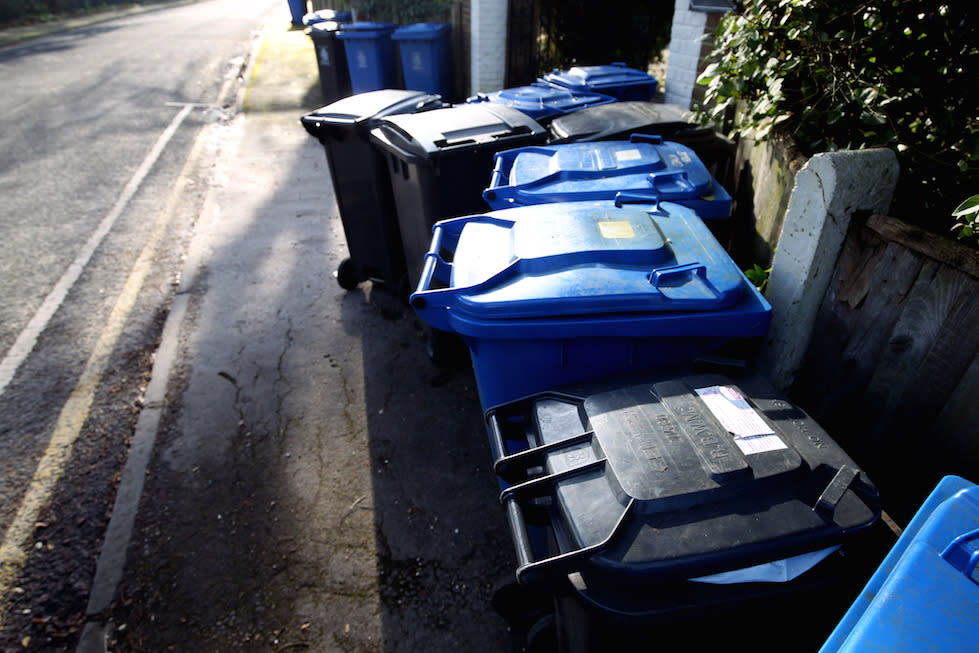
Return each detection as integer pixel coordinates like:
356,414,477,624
306,18,354,105
368,103,547,291
486,368,883,653
301,90,446,292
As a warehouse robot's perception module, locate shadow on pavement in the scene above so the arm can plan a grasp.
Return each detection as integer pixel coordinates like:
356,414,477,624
0,23,121,60
107,101,515,651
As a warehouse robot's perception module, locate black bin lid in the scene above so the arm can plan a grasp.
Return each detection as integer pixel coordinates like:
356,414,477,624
488,370,880,587
301,89,444,138
548,101,695,143
368,103,547,162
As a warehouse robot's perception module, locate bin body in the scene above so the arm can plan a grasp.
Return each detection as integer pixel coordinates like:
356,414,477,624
308,21,353,105
484,135,733,220
410,200,772,410
337,22,399,93
368,103,547,290
466,82,616,123
392,23,452,98
542,62,658,101
486,369,881,653
286,0,305,25
820,476,979,653
301,90,446,291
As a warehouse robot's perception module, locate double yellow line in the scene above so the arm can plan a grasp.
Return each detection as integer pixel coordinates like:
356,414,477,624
0,102,202,630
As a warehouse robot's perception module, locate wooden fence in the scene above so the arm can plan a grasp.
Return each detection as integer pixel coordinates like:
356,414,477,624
791,214,979,523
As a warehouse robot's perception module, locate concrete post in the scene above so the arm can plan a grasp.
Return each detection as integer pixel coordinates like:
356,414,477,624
759,148,900,390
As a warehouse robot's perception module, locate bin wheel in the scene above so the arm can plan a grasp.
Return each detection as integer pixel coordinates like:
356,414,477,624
336,258,360,290
397,274,411,305
524,614,556,653
426,328,470,369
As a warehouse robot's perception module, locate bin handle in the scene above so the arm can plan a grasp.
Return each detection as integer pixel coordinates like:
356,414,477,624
487,149,521,193
614,191,665,212
941,527,979,584
501,474,636,587
409,215,520,325
411,223,452,303
648,170,694,193
629,133,664,145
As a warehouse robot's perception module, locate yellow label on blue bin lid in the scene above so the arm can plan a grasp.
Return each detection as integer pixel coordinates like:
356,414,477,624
598,220,635,239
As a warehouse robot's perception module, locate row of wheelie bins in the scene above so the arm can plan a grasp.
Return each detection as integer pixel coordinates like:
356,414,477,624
304,12,452,102
301,65,884,652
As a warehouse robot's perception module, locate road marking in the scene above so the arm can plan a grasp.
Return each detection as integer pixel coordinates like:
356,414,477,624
0,103,199,629
0,103,195,397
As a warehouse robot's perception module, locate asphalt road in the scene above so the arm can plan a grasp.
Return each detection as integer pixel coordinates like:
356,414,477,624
0,0,282,646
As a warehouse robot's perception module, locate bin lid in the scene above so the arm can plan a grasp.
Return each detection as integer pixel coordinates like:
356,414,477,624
549,101,694,142
307,20,346,36
826,479,979,652
467,82,616,121
542,62,658,97
368,103,546,161
303,9,353,25
414,201,751,323
392,22,451,40
490,369,881,586
336,21,397,39
486,138,716,206
301,90,445,133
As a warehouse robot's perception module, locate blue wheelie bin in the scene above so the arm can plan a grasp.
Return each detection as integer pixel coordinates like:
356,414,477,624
409,199,771,411
485,367,881,653
546,102,738,199
820,475,979,653
392,23,452,98
541,62,658,101
466,82,616,124
337,22,399,93
483,134,733,220
286,0,305,26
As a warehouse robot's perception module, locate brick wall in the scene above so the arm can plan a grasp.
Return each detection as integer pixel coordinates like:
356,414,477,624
664,1,725,110
470,0,508,95
664,0,707,108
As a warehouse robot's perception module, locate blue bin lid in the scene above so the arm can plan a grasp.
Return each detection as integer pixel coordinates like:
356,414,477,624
828,482,979,652
392,22,451,40
410,201,769,335
485,135,717,208
336,22,397,39
303,9,353,25
369,103,546,161
467,82,616,121
543,62,658,97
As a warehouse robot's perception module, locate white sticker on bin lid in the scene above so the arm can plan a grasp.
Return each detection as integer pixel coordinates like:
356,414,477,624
695,385,787,455
614,148,643,163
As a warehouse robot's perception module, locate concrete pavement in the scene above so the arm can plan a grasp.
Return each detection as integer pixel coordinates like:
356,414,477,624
78,9,515,653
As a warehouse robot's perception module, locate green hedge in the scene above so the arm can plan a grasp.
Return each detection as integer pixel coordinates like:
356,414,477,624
698,0,978,237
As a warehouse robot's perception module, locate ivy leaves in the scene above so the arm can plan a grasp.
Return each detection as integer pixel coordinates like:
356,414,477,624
696,1,979,232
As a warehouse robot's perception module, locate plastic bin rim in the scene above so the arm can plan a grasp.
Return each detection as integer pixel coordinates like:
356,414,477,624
392,22,451,39
337,22,397,38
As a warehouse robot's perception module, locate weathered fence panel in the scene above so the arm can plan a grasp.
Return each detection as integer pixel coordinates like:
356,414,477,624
792,214,979,523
